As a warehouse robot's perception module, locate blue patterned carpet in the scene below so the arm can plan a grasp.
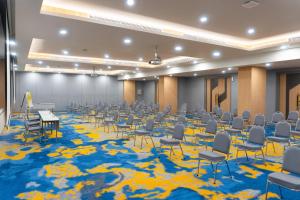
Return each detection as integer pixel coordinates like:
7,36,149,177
0,113,299,199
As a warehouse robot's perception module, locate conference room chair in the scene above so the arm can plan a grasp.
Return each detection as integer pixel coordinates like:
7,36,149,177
265,146,300,199
270,111,285,125
103,111,119,133
236,126,266,163
287,111,299,126
196,132,232,184
212,106,223,119
291,119,300,142
154,112,165,128
194,112,212,128
194,119,217,148
266,121,291,155
218,112,232,128
24,120,43,143
226,117,244,142
116,114,134,138
159,123,185,159
253,114,266,127
242,110,251,125
134,119,155,148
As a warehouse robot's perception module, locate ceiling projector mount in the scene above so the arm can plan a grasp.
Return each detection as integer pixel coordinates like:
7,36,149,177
148,45,162,65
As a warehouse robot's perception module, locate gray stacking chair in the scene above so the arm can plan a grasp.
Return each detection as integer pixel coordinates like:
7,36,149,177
196,132,232,184
160,123,185,159
271,112,285,124
242,110,251,125
291,119,300,141
219,112,232,128
154,112,165,127
195,119,218,148
24,121,43,143
134,119,155,148
236,126,265,163
253,114,266,127
266,121,291,154
265,147,300,199
103,111,119,133
226,117,244,141
287,111,299,125
116,114,134,138
195,112,211,128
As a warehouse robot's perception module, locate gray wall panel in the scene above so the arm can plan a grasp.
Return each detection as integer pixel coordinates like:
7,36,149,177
15,72,123,111
265,71,277,121
143,81,155,104
231,75,238,113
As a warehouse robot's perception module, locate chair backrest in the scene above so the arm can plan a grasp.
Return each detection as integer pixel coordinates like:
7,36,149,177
155,112,164,121
253,114,265,127
287,111,299,122
275,121,291,138
127,114,134,125
296,119,300,131
248,126,265,145
272,112,284,123
145,119,154,131
206,119,217,134
172,123,185,140
201,112,211,123
232,117,244,130
283,147,300,175
216,107,223,117
177,115,186,124
242,110,251,120
213,132,231,155
221,112,231,122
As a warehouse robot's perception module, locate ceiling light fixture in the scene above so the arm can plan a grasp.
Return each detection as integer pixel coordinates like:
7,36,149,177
247,27,256,35
126,0,135,7
37,60,43,65
199,15,208,24
193,60,198,64
74,63,79,67
11,52,17,56
174,45,183,52
59,29,68,36
107,66,112,69
138,57,143,61
265,63,272,67
104,54,110,58
167,65,171,68
222,70,226,74
280,45,288,50
9,40,17,46
13,64,18,67
228,67,232,71
123,37,132,45
62,50,69,55
193,73,198,76
212,51,221,58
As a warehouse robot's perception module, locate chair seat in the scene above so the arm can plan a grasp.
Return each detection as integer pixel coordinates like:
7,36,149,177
160,138,180,145
195,132,215,139
291,130,300,137
28,126,42,131
268,172,300,190
219,120,230,125
199,151,225,162
135,129,151,135
117,124,130,129
227,128,242,134
236,142,263,151
194,123,207,128
267,136,290,143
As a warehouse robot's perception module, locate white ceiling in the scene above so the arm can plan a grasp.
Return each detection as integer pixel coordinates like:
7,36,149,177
12,0,300,77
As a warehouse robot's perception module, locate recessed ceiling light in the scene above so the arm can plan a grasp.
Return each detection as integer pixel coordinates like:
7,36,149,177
126,0,135,7
9,40,17,46
199,15,208,24
167,65,171,68
37,60,43,65
74,63,79,67
265,63,272,67
169,74,173,77
104,54,110,58
13,64,18,67
193,73,198,76
107,66,112,69
247,27,256,35
59,29,68,36
123,37,132,45
11,52,17,56
62,50,69,55
222,70,226,74
280,45,288,50
174,45,183,52
212,50,221,58
143,78,146,81
193,60,198,64
14,67,18,70
228,67,232,71
138,57,143,61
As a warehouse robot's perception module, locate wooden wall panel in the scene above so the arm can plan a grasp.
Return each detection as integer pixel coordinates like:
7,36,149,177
289,85,300,112
237,67,252,116
158,77,164,111
220,78,231,112
158,76,177,114
279,73,286,115
123,80,136,105
206,79,211,112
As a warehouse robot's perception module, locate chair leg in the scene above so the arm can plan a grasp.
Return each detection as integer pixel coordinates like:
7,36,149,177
149,136,156,148
265,181,269,200
179,143,184,158
225,160,232,178
134,135,137,146
272,142,276,153
169,146,172,158
261,149,266,163
197,159,201,176
140,136,144,149
213,163,219,184
278,185,283,199
245,150,249,161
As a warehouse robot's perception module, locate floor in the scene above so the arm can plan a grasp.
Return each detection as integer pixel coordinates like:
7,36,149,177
0,113,298,200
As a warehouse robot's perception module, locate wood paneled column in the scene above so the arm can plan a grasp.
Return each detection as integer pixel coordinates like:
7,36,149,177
158,76,178,114
237,67,266,120
123,80,136,105
279,73,286,116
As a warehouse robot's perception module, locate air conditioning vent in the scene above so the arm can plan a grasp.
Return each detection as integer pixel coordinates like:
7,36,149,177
242,0,259,9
